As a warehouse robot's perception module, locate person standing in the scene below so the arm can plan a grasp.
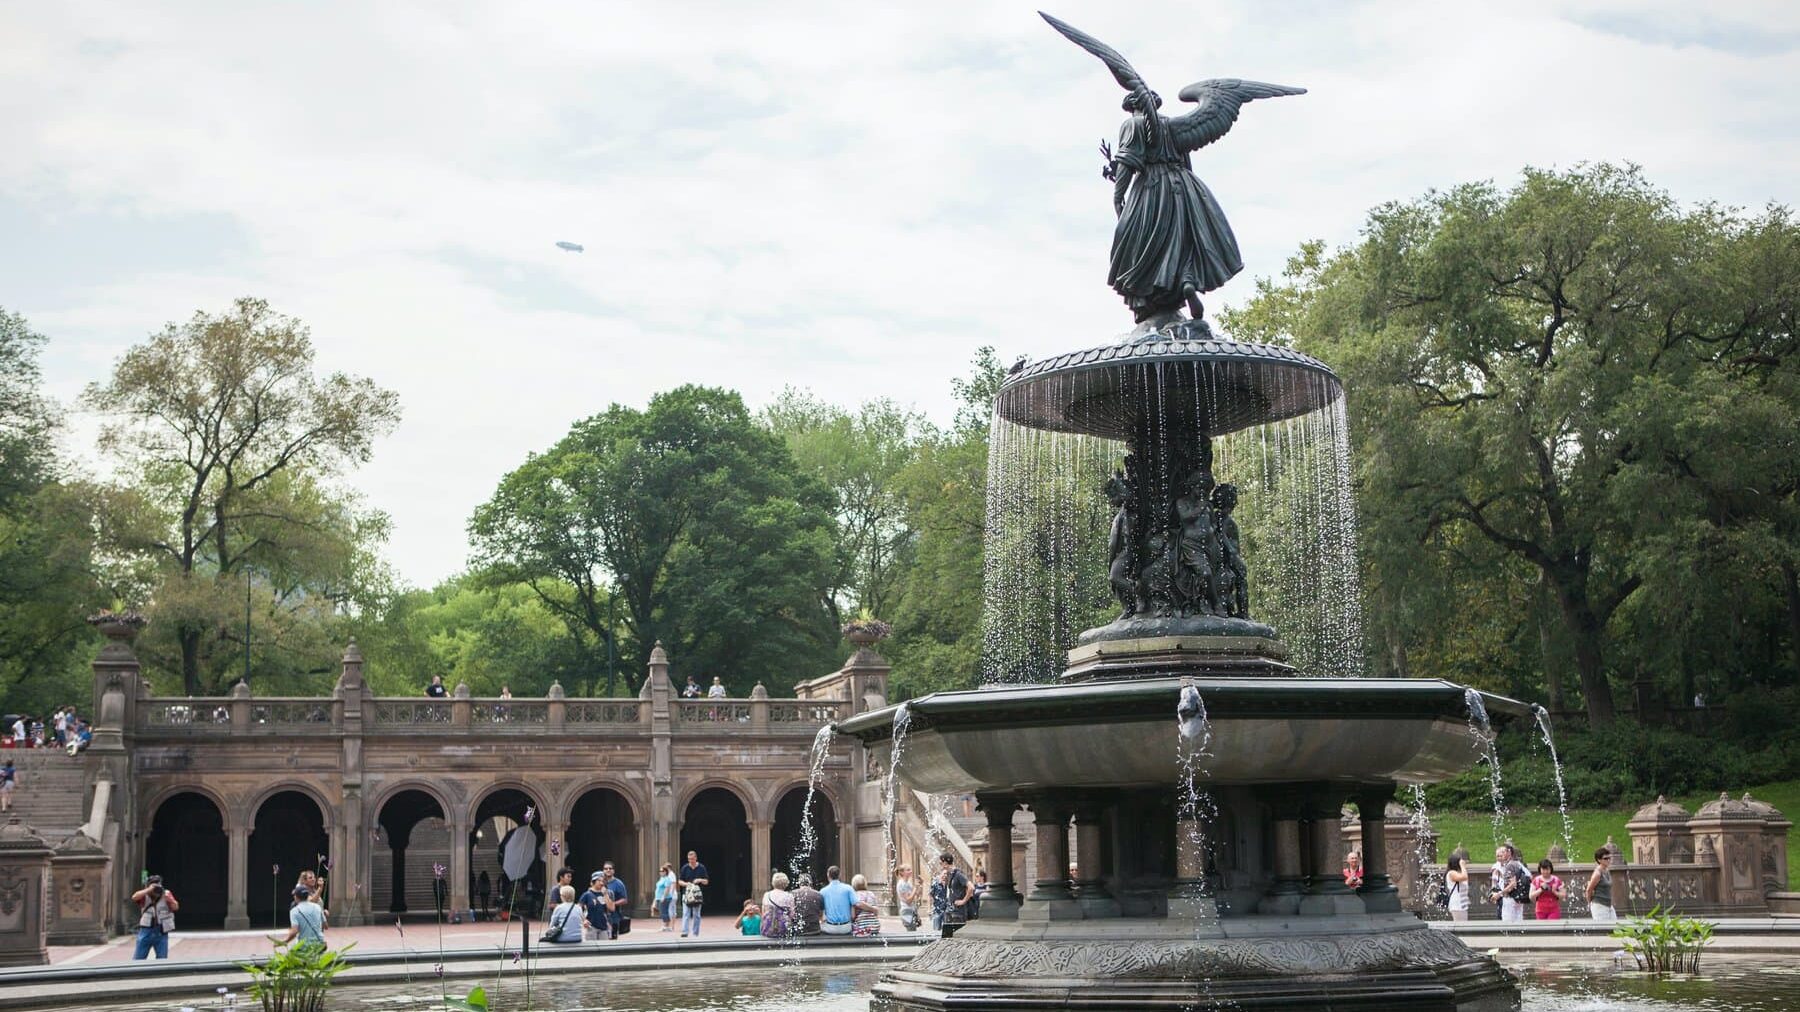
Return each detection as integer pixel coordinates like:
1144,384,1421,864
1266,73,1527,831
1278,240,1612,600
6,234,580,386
1585,848,1617,922
0,760,15,813
600,862,628,938
425,674,448,698
1342,849,1364,890
894,864,919,931
681,677,701,699
9,716,24,744
131,876,180,960
579,871,610,941
970,868,987,920
548,868,576,919
653,863,677,932
1444,854,1471,922
1488,845,1529,922
274,886,326,949
931,852,973,938
819,865,855,935
1530,859,1566,921
678,850,709,937
707,677,727,699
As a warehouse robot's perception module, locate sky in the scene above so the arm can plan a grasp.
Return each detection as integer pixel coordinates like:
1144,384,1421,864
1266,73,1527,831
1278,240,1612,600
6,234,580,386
3,1,1798,587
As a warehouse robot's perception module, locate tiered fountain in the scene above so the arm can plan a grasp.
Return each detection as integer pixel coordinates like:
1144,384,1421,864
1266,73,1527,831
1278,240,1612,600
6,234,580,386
833,13,1528,1011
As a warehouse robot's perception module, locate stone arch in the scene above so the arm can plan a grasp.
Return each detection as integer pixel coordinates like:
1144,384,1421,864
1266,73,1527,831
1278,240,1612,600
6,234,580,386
146,791,229,928
247,789,329,929
469,783,548,915
771,781,840,886
679,785,753,913
553,777,645,826
373,787,450,916
676,778,756,821
142,781,235,833
564,782,643,911
367,779,456,828
243,780,337,832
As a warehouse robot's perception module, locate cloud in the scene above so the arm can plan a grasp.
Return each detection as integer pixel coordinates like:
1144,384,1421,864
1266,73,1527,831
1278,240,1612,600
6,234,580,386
2,0,1796,586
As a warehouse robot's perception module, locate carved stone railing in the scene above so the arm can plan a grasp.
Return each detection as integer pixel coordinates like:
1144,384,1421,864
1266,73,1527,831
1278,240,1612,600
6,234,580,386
369,700,453,729
469,701,549,727
769,701,846,725
139,700,234,729
248,699,338,729
565,701,643,725
676,699,754,725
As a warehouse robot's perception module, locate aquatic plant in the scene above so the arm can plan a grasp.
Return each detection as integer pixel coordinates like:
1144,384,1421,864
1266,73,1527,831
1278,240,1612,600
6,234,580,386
1612,906,1714,973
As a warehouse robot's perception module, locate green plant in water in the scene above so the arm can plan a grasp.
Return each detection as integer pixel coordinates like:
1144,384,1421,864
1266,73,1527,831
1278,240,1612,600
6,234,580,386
442,985,489,1011
239,942,355,1012
1612,906,1714,973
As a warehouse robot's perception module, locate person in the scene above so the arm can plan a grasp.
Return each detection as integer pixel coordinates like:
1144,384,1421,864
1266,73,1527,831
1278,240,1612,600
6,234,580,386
931,852,973,938
1342,849,1364,890
850,873,882,937
761,871,795,938
681,676,701,699
499,685,513,700
1488,845,1530,922
548,867,576,919
1445,854,1471,921
1585,847,1616,922
132,875,180,960
970,868,987,920
0,760,14,813
653,862,677,931
678,850,709,937
599,862,628,939
792,874,824,936
1530,858,1566,921
707,677,727,699
819,865,856,935
294,870,328,921
578,872,611,941
477,870,492,916
425,674,448,698
545,885,582,943
274,886,326,949
735,898,762,936
8,716,23,743
894,864,919,931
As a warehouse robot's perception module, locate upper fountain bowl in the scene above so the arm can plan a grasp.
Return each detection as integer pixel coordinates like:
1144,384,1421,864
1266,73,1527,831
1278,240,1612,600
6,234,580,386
996,326,1342,440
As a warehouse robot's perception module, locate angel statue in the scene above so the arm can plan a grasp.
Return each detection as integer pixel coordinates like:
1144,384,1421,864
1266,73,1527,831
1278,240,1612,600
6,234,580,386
1042,12,1304,327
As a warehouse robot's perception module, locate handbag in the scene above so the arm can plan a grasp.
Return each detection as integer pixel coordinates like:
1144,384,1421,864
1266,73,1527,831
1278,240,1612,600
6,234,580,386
617,914,631,935
683,881,704,907
540,905,569,942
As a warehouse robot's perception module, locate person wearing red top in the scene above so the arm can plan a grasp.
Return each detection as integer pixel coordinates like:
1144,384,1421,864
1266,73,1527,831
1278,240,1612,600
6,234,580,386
1341,849,1364,890
1529,858,1566,920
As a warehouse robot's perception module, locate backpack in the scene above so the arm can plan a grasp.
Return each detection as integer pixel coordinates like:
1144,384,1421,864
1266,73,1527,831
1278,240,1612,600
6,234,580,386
683,881,704,907
761,897,792,939
1430,874,1450,910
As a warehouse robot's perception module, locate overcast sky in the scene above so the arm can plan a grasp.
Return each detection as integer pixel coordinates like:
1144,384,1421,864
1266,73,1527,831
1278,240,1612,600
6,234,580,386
4,1,1798,587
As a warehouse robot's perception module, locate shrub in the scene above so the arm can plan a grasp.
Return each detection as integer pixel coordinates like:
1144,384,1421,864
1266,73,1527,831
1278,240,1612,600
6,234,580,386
1613,906,1714,973
239,942,354,1012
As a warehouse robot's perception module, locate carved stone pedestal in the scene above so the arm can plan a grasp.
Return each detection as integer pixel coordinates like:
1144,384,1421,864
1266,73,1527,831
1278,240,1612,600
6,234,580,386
47,833,110,946
0,820,52,967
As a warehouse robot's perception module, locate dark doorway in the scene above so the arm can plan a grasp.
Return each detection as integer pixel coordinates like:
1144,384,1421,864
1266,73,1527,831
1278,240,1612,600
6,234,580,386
566,787,639,911
471,788,544,918
248,790,328,929
773,786,838,886
679,787,751,913
375,789,447,916
145,792,227,928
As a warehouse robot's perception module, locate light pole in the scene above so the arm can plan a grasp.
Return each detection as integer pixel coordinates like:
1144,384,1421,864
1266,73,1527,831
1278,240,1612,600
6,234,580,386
244,567,252,686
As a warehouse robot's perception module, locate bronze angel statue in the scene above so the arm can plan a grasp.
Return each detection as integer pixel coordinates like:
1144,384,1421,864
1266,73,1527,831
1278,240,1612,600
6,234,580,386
1042,12,1304,326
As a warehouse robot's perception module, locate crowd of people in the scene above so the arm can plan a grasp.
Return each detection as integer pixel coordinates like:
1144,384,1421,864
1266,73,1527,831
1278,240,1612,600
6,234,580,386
1435,843,1615,922
5,706,92,753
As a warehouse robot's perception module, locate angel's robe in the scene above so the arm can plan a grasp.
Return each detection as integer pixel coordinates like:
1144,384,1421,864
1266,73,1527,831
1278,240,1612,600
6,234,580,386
1107,112,1243,319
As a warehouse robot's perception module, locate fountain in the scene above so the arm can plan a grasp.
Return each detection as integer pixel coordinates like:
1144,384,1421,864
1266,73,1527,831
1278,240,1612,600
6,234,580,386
832,13,1531,1010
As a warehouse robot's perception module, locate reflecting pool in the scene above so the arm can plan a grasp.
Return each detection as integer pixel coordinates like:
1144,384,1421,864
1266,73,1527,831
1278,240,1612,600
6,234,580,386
83,956,1800,1011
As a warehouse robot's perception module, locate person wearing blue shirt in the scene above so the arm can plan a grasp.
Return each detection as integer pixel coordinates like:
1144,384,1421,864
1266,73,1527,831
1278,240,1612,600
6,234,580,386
819,865,856,935
578,872,610,941
601,862,629,938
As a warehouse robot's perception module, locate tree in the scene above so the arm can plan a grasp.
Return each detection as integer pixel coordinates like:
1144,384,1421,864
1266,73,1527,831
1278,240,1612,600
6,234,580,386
1224,165,1800,724
0,308,106,711
350,575,594,696
84,298,401,694
761,390,924,626
470,385,839,695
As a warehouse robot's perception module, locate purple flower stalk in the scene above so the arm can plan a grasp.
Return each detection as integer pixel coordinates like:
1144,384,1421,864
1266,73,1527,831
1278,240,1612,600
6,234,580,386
523,805,535,823
434,964,444,978
550,840,561,856
433,862,447,879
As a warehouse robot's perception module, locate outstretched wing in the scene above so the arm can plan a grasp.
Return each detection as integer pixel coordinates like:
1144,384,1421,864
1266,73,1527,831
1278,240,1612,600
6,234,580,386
1040,11,1147,93
1168,79,1305,152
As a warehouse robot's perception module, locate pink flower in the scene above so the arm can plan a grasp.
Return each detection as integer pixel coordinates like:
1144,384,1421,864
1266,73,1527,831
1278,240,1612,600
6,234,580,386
432,863,446,879
549,840,561,856
523,805,536,823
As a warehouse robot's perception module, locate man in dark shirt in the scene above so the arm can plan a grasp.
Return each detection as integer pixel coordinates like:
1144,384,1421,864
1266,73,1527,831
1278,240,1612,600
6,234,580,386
677,850,709,937
548,867,575,919
425,675,447,698
601,862,629,938
578,871,609,941
792,873,824,936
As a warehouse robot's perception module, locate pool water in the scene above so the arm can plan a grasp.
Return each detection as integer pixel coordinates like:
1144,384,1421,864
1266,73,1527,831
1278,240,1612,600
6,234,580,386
86,956,1800,1011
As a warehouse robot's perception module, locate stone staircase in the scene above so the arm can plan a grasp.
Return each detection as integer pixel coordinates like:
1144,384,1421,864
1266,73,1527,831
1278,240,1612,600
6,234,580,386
2,749,91,838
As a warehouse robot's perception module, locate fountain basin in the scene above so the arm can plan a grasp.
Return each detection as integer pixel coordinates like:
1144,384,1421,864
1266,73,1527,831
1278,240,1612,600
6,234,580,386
835,676,1530,795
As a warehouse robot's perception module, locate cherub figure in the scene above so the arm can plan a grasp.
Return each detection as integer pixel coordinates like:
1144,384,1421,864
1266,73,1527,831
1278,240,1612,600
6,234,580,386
1174,469,1220,616
1212,482,1249,618
1042,12,1304,325
1104,471,1139,619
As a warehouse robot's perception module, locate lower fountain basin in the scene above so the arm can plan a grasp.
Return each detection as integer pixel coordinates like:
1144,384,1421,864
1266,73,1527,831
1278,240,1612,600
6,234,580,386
834,676,1528,795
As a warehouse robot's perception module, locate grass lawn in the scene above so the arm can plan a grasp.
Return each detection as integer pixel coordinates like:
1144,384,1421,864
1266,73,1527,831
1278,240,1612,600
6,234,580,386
1426,779,1800,891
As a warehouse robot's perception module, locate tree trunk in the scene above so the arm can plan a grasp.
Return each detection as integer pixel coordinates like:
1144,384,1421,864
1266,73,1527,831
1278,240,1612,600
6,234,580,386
1547,575,1616,727
180,626,204,696
1783,561,1800,682
1535,576,1564,712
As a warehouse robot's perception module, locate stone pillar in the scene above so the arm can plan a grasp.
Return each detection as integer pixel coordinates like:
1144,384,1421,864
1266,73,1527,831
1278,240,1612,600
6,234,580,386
225,825,250,929
646,644,676,889
1627,796,1694,864
47,833,110,946
451,684,471,727
1072,797,1119,918
1258,790,1306,915
750,683,769,731
334,642,369,925
1744,793,1791,895
540,821,565,915
1356,787,1401,912
1019,795,1080,921
750,820,772,893
0,820,51,966
1298,787,1362,916
1168,802,1222,927
975,794,1021,920
449,815,472,919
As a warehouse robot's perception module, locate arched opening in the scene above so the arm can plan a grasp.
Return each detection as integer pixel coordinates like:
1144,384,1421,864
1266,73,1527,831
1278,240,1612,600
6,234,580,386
374,789,447,917
679,787,751,912
145,792,227,928
471,787,544,918
565,787,639,911
248,790,328,929
773,785,838,886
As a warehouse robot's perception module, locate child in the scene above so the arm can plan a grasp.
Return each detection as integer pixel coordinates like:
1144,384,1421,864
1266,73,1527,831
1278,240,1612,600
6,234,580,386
734,899,762,937
1530,858,1565,920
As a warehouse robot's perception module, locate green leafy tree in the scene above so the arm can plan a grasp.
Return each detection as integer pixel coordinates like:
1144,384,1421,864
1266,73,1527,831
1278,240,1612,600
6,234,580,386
761,390,924,626
84,298,401,694
1224,165,1800,723
470,385,839,695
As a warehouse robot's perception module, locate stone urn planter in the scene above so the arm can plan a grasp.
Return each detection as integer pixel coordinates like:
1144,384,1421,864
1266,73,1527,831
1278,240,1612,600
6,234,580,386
842,619,892,649
85,610,147,644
